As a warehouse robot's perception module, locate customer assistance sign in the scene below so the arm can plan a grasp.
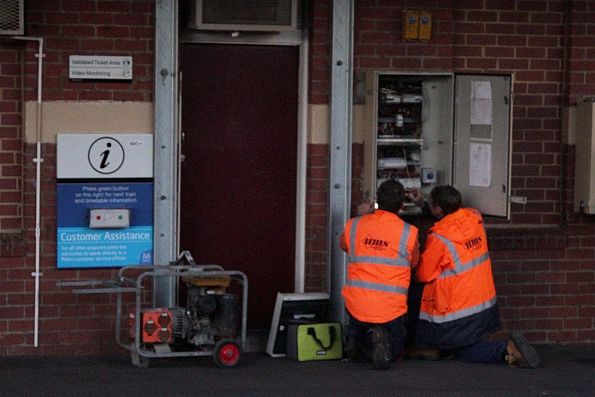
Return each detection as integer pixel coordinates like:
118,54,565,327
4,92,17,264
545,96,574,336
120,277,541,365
57,182,153,268
56,134,153,268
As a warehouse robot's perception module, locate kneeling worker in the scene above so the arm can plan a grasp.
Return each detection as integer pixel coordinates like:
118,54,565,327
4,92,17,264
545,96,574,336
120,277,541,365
340,180,419,369
412,185,539,368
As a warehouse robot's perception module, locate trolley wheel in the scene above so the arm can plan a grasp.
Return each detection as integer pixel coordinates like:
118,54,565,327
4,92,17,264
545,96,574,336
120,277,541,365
131,351,150,368
213,339,241,368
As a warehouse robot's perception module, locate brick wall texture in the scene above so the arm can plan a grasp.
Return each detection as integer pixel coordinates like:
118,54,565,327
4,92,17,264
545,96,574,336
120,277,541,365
305,0,595,345
0,0,154,356
1,0,595,356
0,42,23,235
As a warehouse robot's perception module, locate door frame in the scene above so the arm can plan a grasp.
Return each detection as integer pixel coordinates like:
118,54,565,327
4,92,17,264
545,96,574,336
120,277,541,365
154,1,179,307
175,30,309,292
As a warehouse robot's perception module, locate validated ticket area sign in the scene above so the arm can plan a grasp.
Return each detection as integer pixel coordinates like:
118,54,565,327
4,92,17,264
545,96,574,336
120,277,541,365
69,55,132,80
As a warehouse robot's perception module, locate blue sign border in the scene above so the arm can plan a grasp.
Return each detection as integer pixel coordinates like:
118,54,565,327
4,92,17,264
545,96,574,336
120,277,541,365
57,182,153,268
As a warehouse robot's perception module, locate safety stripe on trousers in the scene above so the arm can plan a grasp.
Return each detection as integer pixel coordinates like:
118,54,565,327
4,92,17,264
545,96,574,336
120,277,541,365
431,233,490,279
348,216,412,267
419,297,497,323
346,279,409,296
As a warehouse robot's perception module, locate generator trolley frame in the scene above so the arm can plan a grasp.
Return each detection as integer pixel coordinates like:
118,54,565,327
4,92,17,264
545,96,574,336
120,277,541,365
57,252,248,368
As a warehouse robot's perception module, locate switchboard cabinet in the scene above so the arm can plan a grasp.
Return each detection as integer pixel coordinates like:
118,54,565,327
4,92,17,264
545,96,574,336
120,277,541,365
365,72,454,214
364,72,511,218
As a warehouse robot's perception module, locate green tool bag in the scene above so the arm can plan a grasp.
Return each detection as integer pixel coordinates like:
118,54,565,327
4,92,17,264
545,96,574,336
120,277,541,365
286,322,343,361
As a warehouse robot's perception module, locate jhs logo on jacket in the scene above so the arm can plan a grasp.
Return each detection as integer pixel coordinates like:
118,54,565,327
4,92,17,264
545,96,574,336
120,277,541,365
363,235,389,250
464,236,482,250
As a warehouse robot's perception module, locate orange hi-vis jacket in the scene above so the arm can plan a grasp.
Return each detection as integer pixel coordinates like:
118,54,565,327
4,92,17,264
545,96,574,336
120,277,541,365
415,208,500,348
340,210,419,324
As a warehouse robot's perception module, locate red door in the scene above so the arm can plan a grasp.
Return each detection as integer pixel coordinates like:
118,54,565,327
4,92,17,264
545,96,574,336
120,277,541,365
180,44,298,328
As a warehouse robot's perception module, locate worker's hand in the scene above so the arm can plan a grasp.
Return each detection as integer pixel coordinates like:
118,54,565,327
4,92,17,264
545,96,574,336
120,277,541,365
405,188,425,207
357,201,374,216
356,191,375,216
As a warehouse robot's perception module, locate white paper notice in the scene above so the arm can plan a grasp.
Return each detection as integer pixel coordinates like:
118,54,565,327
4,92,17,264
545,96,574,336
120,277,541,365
469,142,492,187
470,81,493,125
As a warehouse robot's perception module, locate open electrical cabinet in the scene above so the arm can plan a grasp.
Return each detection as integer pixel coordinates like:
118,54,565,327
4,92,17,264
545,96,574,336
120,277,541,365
364,72,512,218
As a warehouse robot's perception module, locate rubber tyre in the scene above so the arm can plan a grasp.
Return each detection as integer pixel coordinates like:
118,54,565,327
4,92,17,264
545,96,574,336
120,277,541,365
213,339,241,368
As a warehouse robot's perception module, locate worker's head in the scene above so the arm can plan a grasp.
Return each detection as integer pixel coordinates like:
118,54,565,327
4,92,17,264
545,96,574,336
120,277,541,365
376,179,405,214
429,185,461,217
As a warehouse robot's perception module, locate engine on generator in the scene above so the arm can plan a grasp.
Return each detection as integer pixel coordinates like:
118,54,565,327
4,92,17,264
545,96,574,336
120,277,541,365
178,279,239,347
131,277,239,349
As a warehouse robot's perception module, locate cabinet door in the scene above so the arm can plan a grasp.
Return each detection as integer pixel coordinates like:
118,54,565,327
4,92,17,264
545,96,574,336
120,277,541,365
454,75,511,217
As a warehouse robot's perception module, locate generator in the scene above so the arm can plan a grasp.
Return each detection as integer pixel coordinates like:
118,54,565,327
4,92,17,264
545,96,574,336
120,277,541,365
129,276,241,358
57,251,248,369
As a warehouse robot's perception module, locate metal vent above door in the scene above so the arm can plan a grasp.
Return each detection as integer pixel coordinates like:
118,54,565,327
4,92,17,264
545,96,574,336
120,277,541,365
189,0,297,32
0,0,24,35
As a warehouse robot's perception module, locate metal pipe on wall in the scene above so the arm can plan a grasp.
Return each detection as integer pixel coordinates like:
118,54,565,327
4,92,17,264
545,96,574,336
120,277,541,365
294,23,309,293
12,36,44,347
154,0,179,307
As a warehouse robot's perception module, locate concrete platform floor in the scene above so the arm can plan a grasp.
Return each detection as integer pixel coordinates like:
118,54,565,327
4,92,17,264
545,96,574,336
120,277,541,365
1,344,594,396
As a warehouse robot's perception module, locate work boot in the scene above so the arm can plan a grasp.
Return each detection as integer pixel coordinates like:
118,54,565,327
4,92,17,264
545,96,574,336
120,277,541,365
505,331,540,369
344,336,368,362
371,342,391,370
368,326,391,370
405,345,441,360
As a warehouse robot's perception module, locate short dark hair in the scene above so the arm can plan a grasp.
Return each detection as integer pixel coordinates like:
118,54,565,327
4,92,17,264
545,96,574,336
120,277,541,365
376,180,405,214
430,185,462,215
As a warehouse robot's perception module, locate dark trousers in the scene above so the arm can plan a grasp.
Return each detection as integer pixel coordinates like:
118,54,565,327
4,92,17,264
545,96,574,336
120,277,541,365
452,339,507,364
405,281,424,346
406,281,506,364
345,311,407,362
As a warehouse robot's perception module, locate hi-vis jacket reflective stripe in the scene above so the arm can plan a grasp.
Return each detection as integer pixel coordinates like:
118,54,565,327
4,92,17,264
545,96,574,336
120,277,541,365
340,210,419,323
416,208,497,326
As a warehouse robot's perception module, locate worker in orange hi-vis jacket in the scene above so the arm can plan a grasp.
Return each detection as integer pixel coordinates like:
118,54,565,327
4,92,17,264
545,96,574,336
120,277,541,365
340,180,419,370
411,185,539,368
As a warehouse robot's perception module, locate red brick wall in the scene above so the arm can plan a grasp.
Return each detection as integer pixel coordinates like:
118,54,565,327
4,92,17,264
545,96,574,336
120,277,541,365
0,31,26,354
490,227,595,343
2,0,595,356
0,42,23,237
24,0,154,102
304,141,364,293
305,144,328,291
344,0,595,343
308,0,331,105
454,1,567,226
304,0,331,291
0,0,154,356
305,1,595,343
351,1,571,226
567,1,595,104
461,0,594,344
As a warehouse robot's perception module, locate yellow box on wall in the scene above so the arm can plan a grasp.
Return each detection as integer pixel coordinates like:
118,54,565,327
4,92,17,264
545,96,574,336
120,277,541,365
403,10,418,40
403,10,432,40
418,11,432,40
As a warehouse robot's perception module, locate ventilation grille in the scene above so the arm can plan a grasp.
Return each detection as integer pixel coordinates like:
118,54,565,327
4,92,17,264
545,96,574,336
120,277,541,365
0,0,24,35
190,0,297,32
